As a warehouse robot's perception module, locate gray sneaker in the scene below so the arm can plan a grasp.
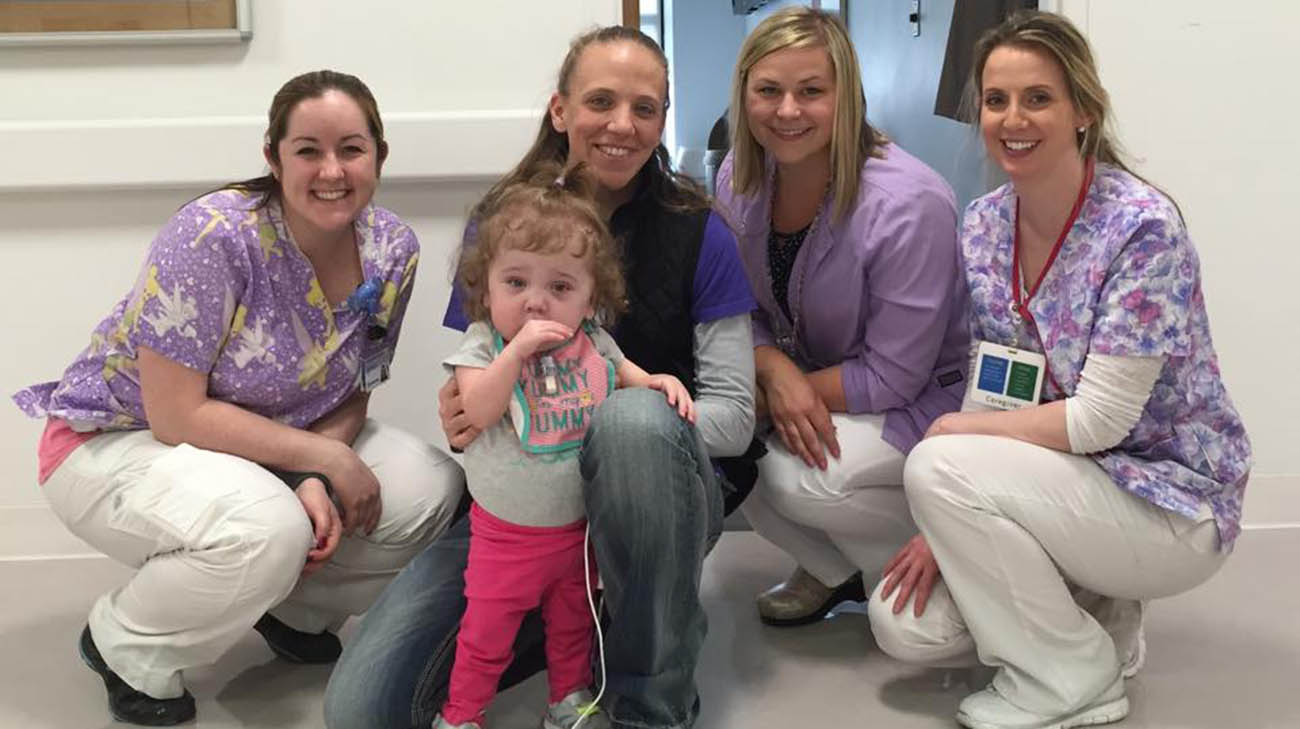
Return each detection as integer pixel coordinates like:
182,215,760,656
542,689,608,729
431,713,482,729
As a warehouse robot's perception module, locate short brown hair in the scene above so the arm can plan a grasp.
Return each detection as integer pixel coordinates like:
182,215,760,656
459,162,626,325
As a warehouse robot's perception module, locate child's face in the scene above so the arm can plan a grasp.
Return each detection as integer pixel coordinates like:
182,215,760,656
484,241,596,340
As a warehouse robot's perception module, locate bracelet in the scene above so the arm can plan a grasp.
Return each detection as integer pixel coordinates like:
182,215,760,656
265,467,335,500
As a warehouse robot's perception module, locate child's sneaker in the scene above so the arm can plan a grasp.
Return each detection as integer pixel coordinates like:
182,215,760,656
432,713,482,729
542,689,608,729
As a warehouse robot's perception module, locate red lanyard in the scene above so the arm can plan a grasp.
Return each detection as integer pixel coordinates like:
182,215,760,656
1009,157,1094,395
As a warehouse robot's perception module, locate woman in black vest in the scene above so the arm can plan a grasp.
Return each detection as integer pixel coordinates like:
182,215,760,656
324,26,759,729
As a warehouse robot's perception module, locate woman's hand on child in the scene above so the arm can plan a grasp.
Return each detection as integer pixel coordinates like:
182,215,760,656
439,377,481,451
646,374,697,423
503,320,573,361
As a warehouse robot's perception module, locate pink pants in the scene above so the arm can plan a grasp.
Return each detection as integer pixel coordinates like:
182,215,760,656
441,503,596,725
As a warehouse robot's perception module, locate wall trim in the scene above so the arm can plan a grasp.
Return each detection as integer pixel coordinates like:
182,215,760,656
3,474,1296,563
0,109,543,192
0,505,100,563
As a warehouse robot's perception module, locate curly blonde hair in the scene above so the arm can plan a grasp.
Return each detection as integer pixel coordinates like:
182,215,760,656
459,162,626,325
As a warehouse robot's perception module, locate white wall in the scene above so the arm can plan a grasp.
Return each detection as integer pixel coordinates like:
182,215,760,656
0,0,619,559
1052,0,1300,527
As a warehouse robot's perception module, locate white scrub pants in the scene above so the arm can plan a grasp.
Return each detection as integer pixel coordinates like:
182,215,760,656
868,435,1225,716
740,413,915,587
43,421,464,700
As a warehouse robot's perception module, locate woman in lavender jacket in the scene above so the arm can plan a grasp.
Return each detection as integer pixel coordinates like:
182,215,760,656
713,7,969,627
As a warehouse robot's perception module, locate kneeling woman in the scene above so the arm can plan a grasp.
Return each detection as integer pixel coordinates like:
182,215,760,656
870,11,1250,729
12,71,462,726
715,7,969,626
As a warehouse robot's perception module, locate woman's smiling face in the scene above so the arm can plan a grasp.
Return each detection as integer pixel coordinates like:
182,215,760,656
979,44,1090,183
270,89,381,242
548,40,667,199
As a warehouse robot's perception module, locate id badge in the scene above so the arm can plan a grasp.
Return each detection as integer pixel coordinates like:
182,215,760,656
359,346,392,392
969,341,1045,410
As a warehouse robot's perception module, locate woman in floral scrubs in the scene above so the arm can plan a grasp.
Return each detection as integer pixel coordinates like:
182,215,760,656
865,12,1250,729
12,71,462,726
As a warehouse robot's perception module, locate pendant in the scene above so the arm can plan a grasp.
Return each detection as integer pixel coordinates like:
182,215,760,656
776,334,798,358
540,355,559,395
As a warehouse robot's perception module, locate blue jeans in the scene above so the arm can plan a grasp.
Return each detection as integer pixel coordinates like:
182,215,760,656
324,389,723,729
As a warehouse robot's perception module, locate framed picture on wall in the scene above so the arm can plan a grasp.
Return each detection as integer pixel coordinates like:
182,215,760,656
0,0,252,46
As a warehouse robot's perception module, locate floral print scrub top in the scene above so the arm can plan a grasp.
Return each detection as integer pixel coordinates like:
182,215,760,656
14,189,419,432
961,163,1251,548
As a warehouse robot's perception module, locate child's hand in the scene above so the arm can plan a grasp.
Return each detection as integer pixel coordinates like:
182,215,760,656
646,374,696,423
504,319,573,360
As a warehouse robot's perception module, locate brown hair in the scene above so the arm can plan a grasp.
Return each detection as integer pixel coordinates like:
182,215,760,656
728,6,885,220
459,162,626,325
227,70,389,207
470,25,707,224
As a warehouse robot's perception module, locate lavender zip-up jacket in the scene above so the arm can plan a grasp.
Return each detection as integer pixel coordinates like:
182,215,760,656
714,143,970,454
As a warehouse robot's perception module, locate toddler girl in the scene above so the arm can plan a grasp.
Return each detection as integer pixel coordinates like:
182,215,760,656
434,164,694,729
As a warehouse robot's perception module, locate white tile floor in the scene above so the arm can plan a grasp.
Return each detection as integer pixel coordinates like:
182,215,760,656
2,529,1297,729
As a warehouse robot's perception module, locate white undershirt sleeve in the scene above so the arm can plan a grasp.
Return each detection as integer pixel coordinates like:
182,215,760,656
1065,353,1165,454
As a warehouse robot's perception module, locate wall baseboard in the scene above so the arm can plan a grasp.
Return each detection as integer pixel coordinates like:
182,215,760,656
0,505,100,562
1,110,541,192
3,474,1296,563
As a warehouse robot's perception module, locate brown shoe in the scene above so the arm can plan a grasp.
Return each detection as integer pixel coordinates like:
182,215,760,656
756,568,866,627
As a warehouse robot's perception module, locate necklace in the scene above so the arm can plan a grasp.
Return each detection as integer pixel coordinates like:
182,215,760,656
1008,157,1095,396
770,188,830,361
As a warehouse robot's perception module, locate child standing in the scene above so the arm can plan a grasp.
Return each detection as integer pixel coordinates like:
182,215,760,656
434,165,695,729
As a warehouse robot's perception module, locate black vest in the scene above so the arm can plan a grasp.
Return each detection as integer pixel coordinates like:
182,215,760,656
607,188,764,514
609,196,706,394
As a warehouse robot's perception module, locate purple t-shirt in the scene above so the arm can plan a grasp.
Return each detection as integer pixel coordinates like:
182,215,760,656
14,189,420,431
962,164,1251,547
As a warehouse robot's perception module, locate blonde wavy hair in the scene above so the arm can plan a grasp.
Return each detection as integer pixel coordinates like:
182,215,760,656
728,7,884,220
970,10,1180,215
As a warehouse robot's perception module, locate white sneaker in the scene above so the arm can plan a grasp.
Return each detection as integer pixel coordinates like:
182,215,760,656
956,679,1129,729
1120,622,1146,679
431,713,482,729
542,689,608,729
